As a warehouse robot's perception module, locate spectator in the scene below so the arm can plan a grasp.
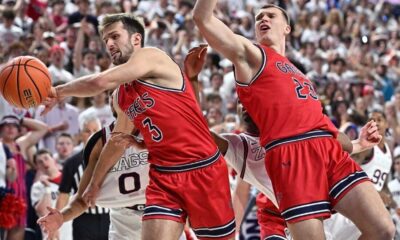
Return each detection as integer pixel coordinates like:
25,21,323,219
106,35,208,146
35,84,80,154
0,115,48,240
68,0,98,32
0,10,23,49
78,91,114,127
54,133,75,167
48,45,75,83
30,149,72,240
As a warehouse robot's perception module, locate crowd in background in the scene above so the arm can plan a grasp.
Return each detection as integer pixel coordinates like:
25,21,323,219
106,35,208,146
1,0,400,239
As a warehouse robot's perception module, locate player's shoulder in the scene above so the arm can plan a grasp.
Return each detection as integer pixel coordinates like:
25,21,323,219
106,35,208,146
135,47,168,57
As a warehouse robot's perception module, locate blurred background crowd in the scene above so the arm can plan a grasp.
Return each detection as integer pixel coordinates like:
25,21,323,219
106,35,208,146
1,0,400,239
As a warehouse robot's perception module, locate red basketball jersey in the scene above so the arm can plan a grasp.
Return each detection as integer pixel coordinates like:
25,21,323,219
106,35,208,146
118,75,218,167
236,45,337,146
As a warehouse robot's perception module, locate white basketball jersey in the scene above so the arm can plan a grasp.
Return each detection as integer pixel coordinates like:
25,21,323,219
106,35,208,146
222,133,277,207
96,126,149,208
361,143,392,191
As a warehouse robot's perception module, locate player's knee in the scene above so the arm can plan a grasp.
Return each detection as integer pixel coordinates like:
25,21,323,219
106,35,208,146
367,218,395,240
378,220,395,240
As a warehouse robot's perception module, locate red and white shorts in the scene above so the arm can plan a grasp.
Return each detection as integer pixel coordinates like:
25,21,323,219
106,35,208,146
264,130,369,223
143,151,235,239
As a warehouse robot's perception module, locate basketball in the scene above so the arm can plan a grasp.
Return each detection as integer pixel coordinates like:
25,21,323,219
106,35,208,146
0,56,51,109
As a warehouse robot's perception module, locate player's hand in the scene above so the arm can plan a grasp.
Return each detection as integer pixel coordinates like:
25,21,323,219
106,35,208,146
358,120,382,149
37,207,63,238
82,181,100,207
41,87,59,116
111,132,145,149
184,44,208,79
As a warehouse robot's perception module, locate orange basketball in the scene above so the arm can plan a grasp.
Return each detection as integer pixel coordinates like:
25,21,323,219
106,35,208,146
0,56,51,109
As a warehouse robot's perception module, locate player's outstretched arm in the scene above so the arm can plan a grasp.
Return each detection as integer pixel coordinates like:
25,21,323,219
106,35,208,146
193,0,261,84
351,120,382,155
82,90,136,206
42,48,178,115
337,132,353,154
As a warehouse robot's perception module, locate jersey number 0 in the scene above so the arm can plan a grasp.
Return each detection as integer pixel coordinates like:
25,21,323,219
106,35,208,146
118,172,141,194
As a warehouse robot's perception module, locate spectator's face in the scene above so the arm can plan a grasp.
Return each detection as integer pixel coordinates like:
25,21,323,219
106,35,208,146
51,50,65,66
81,120,101,144
78,1,89,13
66,28,77,46
102,21,134,65
355,97,366,111
36,153,57,173
83,53,97,69
255,7,290,46
369,112,387,136
0,124,19,141
56,136,74,159
211,74,223,89
207,108,223,127
207,98,222,111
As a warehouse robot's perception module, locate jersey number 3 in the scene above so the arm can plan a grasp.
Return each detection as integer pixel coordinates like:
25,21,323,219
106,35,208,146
142,117,163,142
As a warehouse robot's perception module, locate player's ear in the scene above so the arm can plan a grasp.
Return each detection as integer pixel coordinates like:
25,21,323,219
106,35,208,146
284,24,291,35
130,33,142,47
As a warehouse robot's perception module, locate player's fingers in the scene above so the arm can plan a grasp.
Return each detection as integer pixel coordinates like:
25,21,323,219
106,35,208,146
198,46,208,59
46,206,57,214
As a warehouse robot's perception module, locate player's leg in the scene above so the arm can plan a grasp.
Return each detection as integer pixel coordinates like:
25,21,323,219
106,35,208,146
265,135,334,240
109,208,143,240
142,219,185,240
183,155,236,240
257,194,290,240
286,218,325,240
142,169,188,240
333,182,394,240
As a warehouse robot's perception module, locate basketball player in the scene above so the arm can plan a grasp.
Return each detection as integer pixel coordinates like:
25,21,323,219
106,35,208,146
193,2,394,239
324,110,395,240
41,13,235,240
155,45,382,240
37,91,149,239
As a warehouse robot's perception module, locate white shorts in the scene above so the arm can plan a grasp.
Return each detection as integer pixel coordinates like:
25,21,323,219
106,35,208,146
324,213,361,240
109,207,143,240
